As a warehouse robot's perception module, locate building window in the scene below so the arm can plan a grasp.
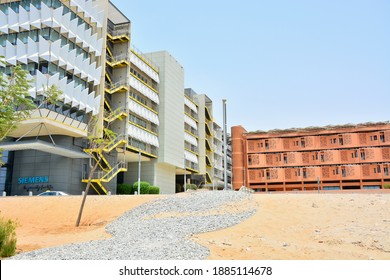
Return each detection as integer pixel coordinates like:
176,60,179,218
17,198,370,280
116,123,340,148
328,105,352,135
300,138,305,148
360,150,366,160
339,135,344,145
380,132,385,142
38,62,49,74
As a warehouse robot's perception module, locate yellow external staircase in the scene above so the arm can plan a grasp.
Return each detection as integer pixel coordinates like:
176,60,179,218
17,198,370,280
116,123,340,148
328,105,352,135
82,133,128,195
105,80,129,94
82,104,128,195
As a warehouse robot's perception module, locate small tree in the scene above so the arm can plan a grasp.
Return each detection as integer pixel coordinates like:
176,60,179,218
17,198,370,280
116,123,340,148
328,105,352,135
76,118,116,227
0,59,34,142
0,57,61,163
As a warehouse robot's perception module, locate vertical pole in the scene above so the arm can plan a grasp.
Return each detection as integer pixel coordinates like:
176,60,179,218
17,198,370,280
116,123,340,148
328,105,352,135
184,157,187,192
317,177,320,193
223,99,228,191
138,151,141,195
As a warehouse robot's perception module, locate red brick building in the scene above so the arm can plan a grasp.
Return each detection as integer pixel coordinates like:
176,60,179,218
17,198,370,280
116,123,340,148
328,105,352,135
232,122,390,192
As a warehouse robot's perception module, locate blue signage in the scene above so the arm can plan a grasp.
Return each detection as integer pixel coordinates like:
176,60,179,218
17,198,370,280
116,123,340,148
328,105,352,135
18,176,49,185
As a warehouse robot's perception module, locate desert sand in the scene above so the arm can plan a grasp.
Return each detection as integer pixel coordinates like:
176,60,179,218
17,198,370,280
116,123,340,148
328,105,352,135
1,191,389,260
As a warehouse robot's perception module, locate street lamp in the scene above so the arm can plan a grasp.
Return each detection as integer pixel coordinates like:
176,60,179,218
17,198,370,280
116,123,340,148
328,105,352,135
223,99,228,191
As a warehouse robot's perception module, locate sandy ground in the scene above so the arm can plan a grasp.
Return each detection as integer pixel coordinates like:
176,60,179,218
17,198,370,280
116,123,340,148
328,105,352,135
1,191,390,260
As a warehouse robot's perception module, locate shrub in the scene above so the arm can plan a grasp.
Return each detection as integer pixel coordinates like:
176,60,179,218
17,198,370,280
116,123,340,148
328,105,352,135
186,184,198,191
0,215,18,258
384,184,390,189
148,186,160,194
133,181,150,194
117,184,134,195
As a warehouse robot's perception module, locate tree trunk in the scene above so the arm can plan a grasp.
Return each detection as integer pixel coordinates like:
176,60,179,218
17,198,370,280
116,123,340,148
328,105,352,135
75,160,100,227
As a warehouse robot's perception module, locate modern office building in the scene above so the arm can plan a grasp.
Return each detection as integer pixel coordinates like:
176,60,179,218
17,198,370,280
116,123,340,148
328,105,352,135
121,50,184,194
232,122,390,192
0,0,228,195
0,0,107,195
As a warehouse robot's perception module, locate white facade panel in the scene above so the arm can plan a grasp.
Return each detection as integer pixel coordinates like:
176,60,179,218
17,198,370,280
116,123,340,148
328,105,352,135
144,51,185,168
129,75,159,104
128,99,159,125
184,115,197,130
184,97,198,113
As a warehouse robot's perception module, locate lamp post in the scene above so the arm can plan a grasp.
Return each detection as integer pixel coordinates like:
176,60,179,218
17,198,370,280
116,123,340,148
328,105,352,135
223,99,228,191
137,150,141,195
184,157,187,192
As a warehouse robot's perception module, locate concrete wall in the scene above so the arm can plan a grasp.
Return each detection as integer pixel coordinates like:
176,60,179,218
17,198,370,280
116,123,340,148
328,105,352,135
154,163,176,194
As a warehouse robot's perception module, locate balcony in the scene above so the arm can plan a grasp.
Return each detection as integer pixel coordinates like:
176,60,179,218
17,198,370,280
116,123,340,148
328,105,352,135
185,160,199,173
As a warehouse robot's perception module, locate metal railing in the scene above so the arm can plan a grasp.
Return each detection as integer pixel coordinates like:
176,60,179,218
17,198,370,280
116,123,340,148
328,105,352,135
104,134,126,152
101,161,127,181
105,80,129,91
106,53,130,64
104,107,127,122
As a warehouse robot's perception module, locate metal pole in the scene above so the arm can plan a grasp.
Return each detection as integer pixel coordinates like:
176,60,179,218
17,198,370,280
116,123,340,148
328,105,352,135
138,151,141,195
317,177,320,193
184,157,187,192
223,99,228,191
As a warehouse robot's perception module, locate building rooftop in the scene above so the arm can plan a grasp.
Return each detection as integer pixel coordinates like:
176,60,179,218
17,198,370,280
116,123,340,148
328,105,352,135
246,121,390,135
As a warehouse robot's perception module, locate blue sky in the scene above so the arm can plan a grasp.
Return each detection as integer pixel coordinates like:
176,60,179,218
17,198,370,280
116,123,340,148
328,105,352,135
111,0,390,132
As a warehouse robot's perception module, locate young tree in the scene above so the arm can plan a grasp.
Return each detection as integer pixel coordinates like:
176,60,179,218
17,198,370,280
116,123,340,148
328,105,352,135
0,57,34,142
76,117,117,227
0,57,61,163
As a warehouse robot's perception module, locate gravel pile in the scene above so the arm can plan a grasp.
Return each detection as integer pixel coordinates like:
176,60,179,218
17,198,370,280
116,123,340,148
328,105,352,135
10,191,255,260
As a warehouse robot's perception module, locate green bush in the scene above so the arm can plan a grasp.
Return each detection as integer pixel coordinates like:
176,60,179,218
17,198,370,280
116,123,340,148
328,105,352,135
117,184,134,195
133,181,150,194
384,184,390,189
0,215,18,258
148,186,160,194
186,184,198,191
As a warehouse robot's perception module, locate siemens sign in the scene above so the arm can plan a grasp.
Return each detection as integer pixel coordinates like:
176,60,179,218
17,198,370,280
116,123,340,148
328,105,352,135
18,176,49,184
